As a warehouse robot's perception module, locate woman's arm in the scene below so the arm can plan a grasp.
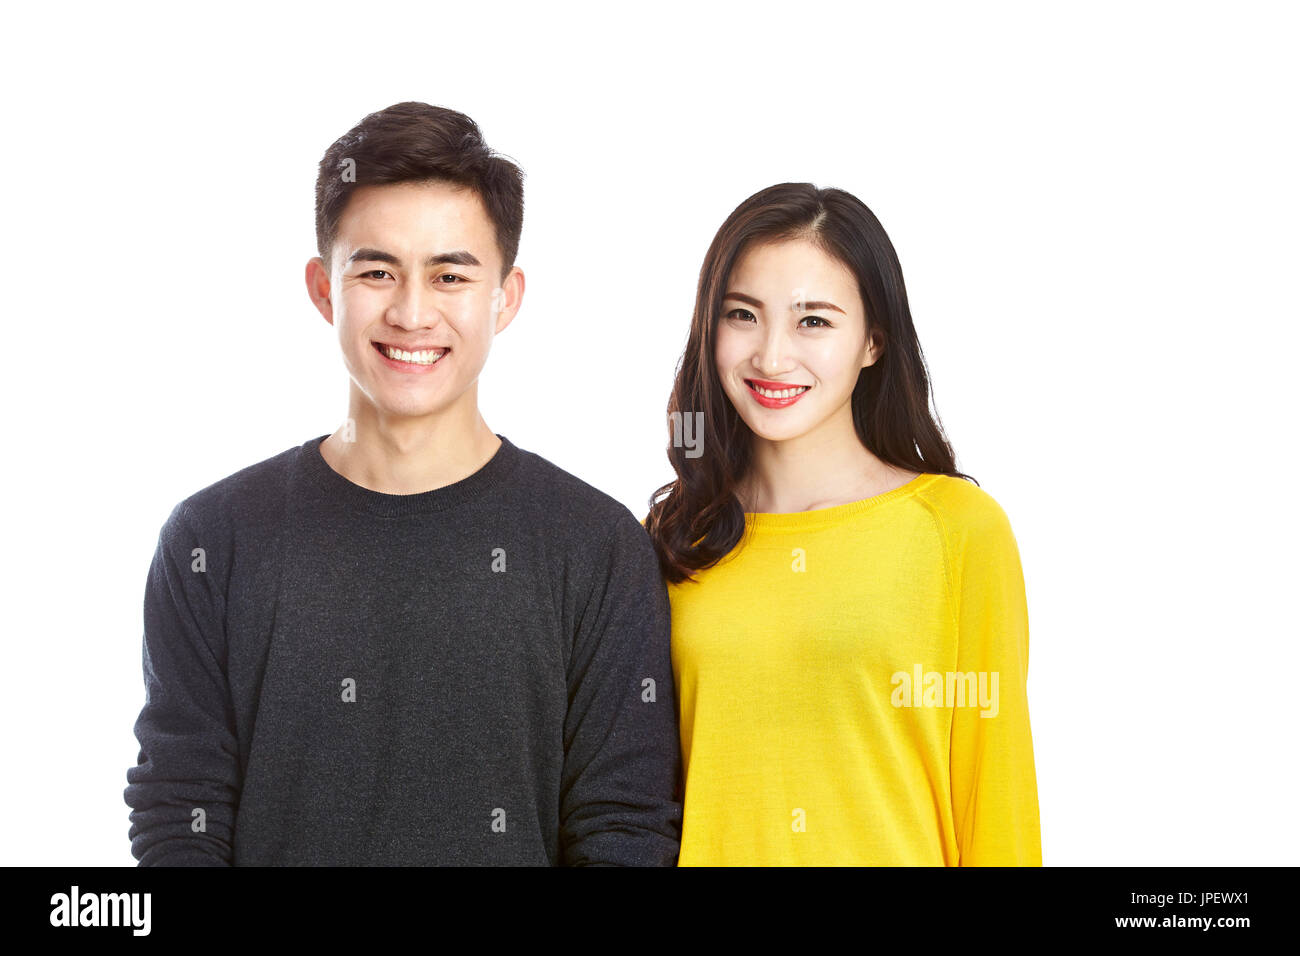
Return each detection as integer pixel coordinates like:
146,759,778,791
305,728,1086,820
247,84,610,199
949,495,1043,865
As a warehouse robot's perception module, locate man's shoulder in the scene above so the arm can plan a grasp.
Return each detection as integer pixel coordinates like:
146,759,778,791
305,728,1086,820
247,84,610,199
510,439,641,539
164,436,308,535
509,440,663,600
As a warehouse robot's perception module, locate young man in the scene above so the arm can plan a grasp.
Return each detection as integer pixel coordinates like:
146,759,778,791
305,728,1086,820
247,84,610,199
123,102,682,865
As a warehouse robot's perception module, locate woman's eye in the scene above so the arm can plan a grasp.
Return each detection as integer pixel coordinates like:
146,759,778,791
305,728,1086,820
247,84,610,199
726,308,756,321
801,316,830,328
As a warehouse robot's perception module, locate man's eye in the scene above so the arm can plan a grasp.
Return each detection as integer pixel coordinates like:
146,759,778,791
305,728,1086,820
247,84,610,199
438,274,465,284
726,308,755,321
361,269,391,279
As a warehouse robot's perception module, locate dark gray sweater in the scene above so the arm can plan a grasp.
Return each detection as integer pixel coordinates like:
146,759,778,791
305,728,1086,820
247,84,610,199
123,434,682,865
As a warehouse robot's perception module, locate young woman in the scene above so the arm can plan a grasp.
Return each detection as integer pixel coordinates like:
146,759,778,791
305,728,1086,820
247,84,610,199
645,183,1041,866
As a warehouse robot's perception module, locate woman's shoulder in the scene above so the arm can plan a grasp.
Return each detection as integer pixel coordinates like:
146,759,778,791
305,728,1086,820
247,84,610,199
913,472,1017,544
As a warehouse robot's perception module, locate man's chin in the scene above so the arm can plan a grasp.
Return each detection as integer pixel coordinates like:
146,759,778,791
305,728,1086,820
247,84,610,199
346,373,460,417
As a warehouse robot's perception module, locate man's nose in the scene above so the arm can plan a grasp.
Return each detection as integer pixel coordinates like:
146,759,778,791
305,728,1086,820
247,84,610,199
390,279,439,328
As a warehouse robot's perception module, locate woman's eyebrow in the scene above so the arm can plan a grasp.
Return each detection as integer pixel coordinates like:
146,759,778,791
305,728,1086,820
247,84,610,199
723,290,845,314
796,300,844,314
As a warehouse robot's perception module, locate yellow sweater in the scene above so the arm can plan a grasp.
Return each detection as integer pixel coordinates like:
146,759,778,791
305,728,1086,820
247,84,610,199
663,473,1041,866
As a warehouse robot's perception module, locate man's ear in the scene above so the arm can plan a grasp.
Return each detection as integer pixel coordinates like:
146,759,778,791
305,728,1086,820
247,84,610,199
491,265,526,334
306,257,334,326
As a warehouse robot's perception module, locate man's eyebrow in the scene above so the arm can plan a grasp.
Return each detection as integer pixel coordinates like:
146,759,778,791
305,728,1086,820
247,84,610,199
346,248,483,268
723,291,846,314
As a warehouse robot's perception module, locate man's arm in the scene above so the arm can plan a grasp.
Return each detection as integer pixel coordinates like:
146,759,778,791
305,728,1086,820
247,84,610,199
559,509,683,866
123,501,241,865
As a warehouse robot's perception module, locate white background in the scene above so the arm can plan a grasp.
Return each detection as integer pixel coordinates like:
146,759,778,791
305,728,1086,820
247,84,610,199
1,0,1295,866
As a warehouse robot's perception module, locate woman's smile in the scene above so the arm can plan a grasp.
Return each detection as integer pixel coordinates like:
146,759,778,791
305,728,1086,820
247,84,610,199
745,377,812,408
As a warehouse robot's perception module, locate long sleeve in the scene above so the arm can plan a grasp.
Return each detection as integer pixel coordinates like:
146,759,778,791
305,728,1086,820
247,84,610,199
123,502,241,866
559,510,683,865
948,497,1042,866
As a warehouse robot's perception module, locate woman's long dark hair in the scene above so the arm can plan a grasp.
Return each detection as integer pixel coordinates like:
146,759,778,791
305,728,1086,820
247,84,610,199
645,182,975,585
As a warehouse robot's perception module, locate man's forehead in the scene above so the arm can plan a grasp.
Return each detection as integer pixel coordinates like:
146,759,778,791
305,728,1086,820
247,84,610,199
342,183,488,232
348,180,482,216
331,182,499,271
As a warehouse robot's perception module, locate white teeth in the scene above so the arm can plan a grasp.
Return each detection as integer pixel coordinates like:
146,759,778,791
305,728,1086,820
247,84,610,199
380,345,446,365
752,383,809,398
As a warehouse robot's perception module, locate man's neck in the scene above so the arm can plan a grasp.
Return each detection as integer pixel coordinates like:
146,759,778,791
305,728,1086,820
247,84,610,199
319,414,502,496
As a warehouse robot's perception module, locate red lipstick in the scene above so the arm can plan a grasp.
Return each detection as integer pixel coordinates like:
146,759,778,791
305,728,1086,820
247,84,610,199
745,378,811,409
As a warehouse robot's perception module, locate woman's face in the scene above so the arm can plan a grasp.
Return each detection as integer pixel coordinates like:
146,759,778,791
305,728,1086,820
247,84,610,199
714,238,880,444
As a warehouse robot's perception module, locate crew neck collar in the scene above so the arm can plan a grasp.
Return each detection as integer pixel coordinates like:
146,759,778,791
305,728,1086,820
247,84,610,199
300,432,522,518
743,472,942,532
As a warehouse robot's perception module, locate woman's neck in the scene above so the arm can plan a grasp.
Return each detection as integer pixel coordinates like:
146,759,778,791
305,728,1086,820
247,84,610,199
739,428,919,514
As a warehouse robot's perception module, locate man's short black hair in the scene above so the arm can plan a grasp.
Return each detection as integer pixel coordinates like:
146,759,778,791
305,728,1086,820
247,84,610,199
315,101,524,281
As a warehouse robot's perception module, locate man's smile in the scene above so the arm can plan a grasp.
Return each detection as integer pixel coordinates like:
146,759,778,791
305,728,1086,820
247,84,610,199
372,341,450,369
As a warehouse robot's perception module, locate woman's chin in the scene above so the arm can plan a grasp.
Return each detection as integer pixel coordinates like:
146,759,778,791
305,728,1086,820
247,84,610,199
739,414,814,444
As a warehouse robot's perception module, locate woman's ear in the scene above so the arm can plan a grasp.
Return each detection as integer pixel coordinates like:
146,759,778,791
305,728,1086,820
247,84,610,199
862,326,885,368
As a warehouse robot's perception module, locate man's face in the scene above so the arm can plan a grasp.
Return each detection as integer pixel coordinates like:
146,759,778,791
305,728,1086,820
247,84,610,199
308,180,520,426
